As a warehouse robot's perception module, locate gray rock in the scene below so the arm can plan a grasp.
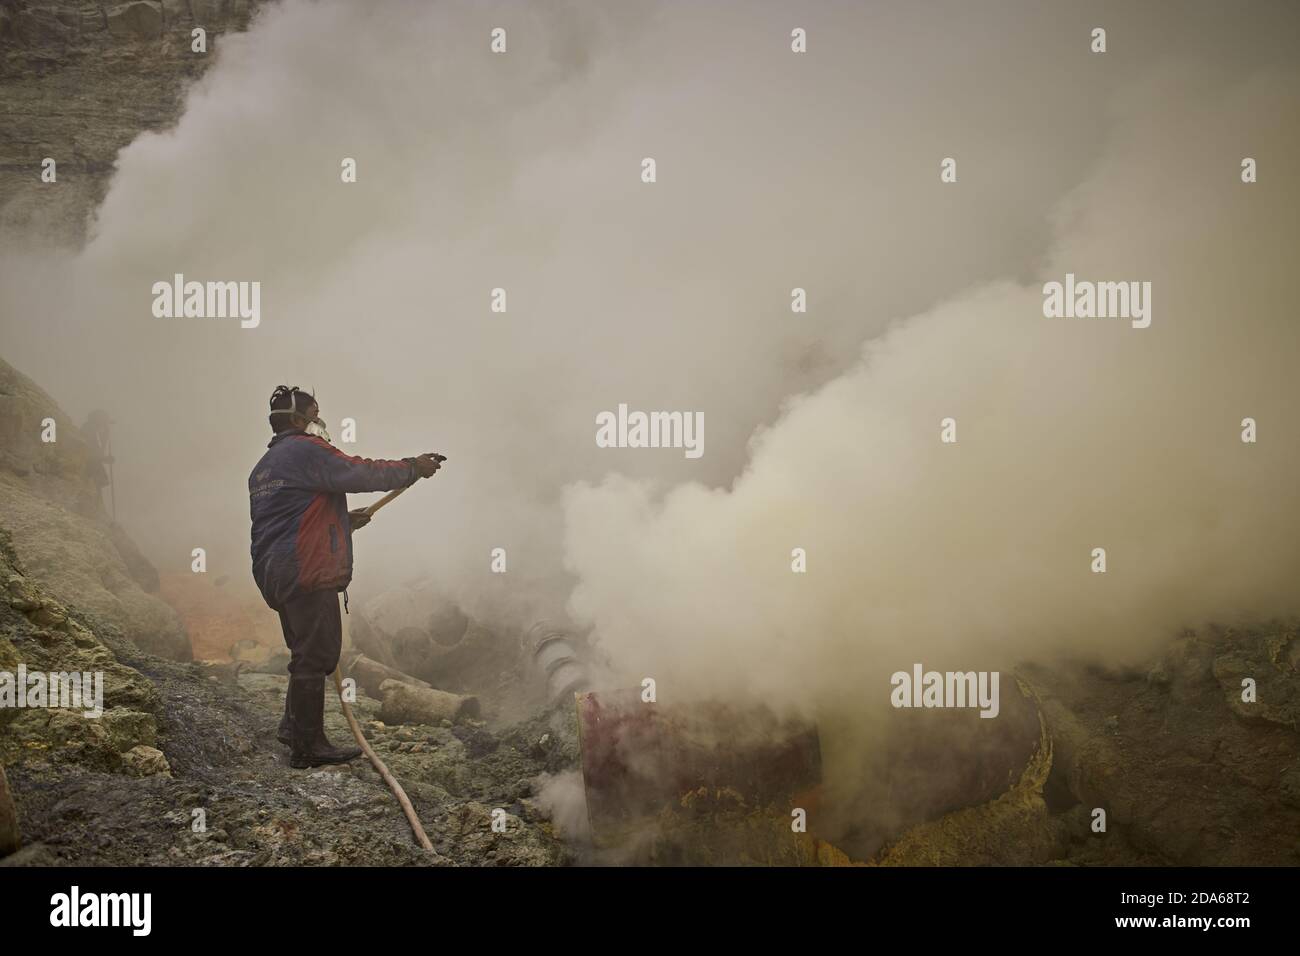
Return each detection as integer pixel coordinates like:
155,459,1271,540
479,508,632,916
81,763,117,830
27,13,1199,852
121,744,172,777
1281,766,1300,808
0,842,57,866
0,0,262,246
106,3,164,41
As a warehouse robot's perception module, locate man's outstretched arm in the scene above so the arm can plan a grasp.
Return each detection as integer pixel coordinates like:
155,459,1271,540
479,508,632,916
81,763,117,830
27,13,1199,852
297,435,441,494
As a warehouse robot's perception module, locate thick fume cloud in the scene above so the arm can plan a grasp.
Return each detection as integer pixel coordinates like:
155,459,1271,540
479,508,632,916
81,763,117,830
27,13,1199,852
0,0,1295,654
563,66,1300,712
557,58,1300,851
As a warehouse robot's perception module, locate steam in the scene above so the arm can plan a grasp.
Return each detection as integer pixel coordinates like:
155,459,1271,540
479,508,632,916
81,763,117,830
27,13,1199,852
556,59,1300,851
0,1,1297,848
564,66,1300,711
532,770,591,843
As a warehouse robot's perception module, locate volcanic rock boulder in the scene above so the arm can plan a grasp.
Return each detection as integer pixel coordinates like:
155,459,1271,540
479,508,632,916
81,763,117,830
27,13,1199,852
1023,624,1300,866
0,357,189,660
121,744,171,777
0,0,263,245
1,485,189,660
0,526,163,775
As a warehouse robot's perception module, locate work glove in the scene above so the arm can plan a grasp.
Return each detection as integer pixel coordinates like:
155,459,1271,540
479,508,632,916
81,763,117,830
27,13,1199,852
409,453,445,478
348,509,371,530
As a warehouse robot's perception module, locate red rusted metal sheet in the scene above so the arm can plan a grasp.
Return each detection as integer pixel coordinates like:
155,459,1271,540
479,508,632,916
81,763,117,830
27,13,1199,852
576,688,822,840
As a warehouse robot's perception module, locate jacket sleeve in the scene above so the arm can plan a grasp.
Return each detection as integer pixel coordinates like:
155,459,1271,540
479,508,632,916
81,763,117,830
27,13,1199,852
296,436,420,494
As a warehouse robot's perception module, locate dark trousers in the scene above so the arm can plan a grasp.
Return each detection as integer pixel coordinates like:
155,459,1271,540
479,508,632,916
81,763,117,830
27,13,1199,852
277,589,343,681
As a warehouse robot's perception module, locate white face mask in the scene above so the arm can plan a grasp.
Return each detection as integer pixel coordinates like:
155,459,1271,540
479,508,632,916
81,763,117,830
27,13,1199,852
305,419,332,444
269,389,329,442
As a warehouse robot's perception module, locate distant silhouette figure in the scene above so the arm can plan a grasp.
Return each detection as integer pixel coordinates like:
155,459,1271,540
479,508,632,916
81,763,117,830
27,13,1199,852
80,409,115,519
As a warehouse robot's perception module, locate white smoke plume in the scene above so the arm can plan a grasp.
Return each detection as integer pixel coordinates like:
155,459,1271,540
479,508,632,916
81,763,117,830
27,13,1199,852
564,65,1300,712
0,2,1295,733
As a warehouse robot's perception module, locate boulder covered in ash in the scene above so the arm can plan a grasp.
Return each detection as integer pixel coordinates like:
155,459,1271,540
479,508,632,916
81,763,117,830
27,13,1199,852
0,357,189,661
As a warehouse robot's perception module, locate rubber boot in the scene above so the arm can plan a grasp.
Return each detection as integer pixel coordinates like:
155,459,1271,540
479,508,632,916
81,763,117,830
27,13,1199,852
276,689,292,747
289,676,361,769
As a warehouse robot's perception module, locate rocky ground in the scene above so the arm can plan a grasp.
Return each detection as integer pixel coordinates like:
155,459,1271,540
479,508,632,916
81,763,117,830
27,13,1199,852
609,623,1300,867
5,676,577,867
3,491,1298,867
1025,625,1300,866
1,528,579,866
865,623,1300,866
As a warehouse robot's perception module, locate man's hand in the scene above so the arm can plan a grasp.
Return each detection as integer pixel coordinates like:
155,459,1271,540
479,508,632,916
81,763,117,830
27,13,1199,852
413,453,445,478
348,509,372,530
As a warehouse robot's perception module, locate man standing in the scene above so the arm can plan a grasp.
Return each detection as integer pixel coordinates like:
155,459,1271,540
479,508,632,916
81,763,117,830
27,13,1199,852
80,409,115,517
249,385,443,768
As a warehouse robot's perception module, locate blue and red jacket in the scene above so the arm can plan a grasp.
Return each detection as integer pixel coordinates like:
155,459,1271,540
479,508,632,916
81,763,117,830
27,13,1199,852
249,429,419,610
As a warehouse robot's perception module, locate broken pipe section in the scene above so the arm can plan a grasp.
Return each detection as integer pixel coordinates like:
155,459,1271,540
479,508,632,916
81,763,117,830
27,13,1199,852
526,622,590,707
377,679,481,725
